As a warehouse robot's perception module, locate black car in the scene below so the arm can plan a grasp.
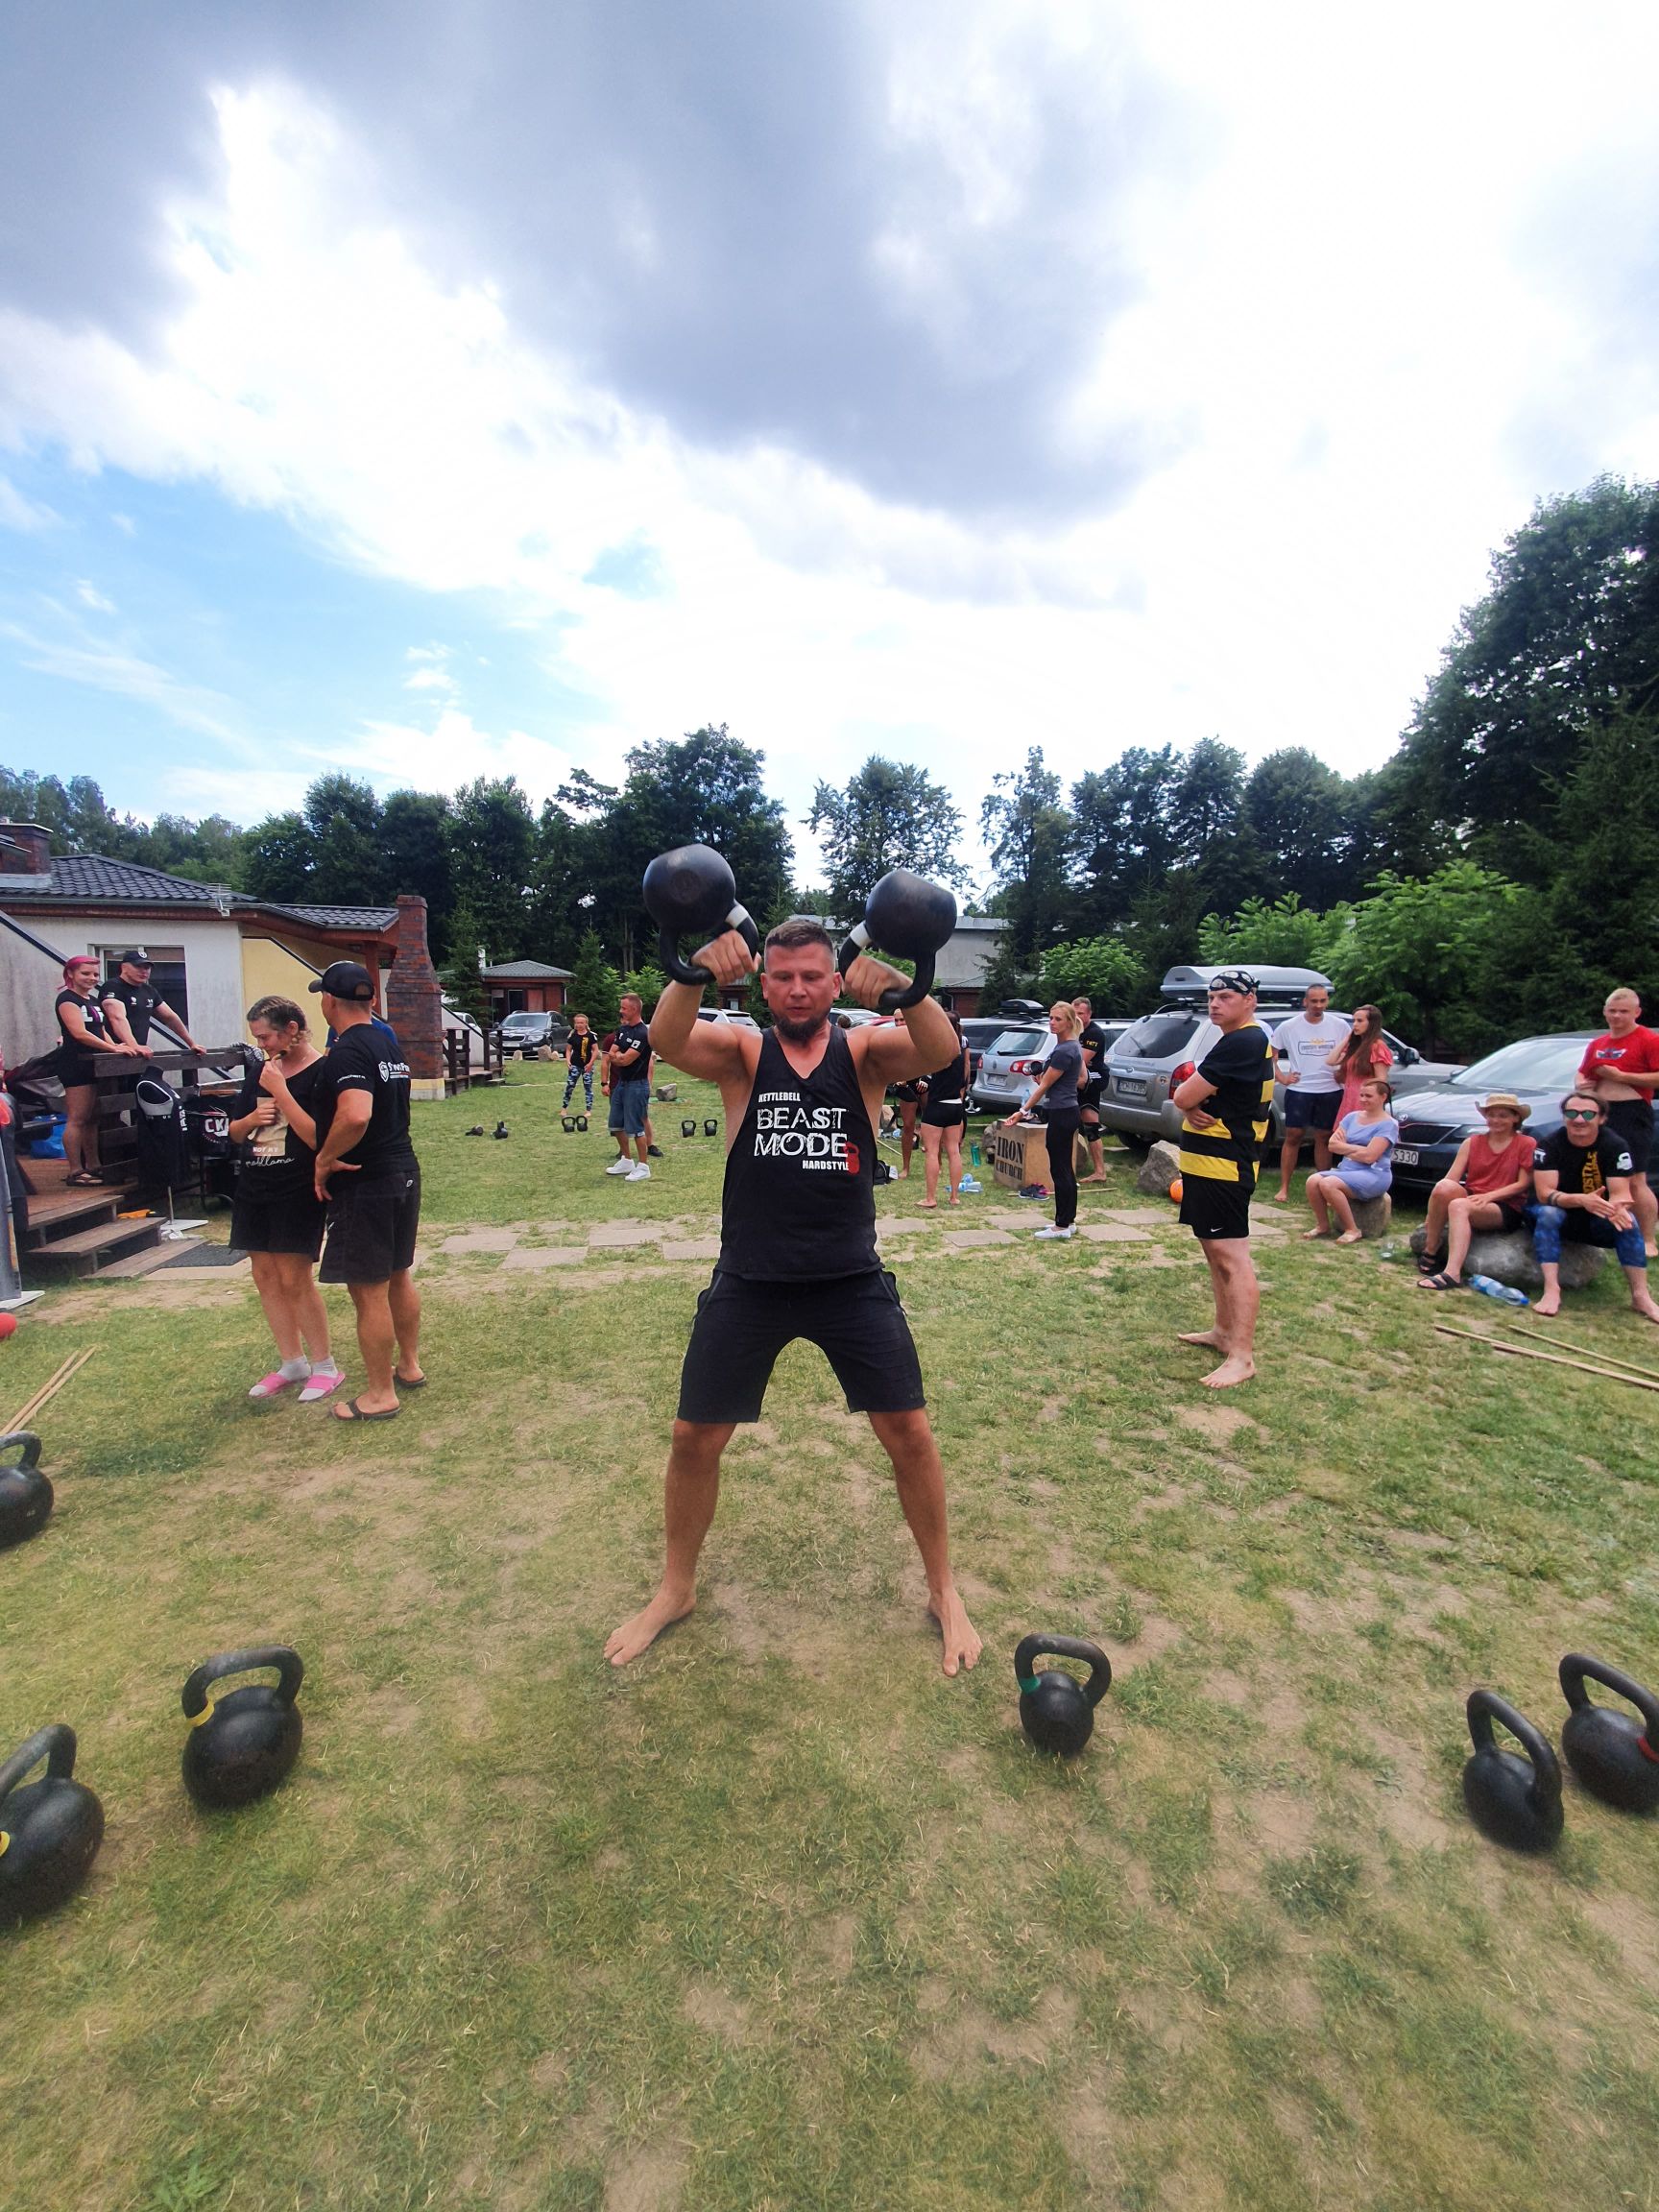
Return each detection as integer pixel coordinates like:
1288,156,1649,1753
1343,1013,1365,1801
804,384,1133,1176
1390,1034,1596,1193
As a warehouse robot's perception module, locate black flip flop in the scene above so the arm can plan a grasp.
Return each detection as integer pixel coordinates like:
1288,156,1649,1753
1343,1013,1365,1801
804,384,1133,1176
333,1397,401,1422
396,1374,428,1390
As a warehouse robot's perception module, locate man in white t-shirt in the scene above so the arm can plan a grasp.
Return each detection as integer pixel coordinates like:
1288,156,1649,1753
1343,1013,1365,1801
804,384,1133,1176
1270,984,1351,1203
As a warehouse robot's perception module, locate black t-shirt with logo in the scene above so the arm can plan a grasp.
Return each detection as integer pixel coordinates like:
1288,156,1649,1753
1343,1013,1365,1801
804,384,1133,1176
233,1057,325,1200
567,1030,597,1072
103,978,164,1047
1533,1126,1634,1197
1078,1021,1108,1096
313,1022,416,1180
55,988,108,1080
611,1022,652,1085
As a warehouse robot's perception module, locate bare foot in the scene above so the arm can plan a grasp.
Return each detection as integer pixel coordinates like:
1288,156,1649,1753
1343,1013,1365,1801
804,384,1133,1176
1201,1354,1256,1389
927,1584,982,1677
918,1199,938,1210
1078,1172,1111,1185
1631,1299,1659,1327
1334,1230,1363,1245
605,1584,696,1666
1300,1228,1332,1240
1272,1190,1289,1204
1534,1292,1562,1316
1177,1328,1225,1348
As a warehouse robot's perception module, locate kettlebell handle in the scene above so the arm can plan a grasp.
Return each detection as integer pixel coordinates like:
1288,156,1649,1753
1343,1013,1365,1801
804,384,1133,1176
1014,1634,1113,1709
1559,1652,1659,1753
0,1431,43,1472
181,1646,304,1722
658,907,759,990
642,844,761,988
0,1723,77,1814
837,868,957,1014
1466,1690,1562,1800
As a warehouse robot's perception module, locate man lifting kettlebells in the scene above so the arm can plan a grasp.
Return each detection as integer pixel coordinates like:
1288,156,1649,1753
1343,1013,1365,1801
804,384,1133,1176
605,872,980,1678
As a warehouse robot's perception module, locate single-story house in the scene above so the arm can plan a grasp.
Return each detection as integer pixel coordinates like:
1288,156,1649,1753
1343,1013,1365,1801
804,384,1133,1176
479,959,572,1019
787,910,1008,1015
0,820,401,1062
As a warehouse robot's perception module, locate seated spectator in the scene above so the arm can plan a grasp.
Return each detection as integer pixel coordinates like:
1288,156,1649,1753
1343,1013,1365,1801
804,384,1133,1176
1528,1091,1659,1325
1303,1077,1396,1242
1415,1092,1535,1290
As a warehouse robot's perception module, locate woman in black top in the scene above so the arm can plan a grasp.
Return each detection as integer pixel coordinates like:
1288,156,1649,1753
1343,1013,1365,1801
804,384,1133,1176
919,1013,971,1209
227,995,342,1404
1001,1002,1086,1239
54,956,145,1184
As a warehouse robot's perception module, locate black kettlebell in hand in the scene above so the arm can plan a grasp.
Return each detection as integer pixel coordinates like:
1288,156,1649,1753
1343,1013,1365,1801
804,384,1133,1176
0,1431,52,1549
1559,1653,1659,1815
838,871,958,1013
1461,1690,1562,1851
0,1724,105,1919
181,1647,304,1809
1015,1634,1112,1758
642,845,760,987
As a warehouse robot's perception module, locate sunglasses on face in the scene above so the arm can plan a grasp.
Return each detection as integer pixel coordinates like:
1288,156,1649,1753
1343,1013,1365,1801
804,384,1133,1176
1562,1109,1600,1122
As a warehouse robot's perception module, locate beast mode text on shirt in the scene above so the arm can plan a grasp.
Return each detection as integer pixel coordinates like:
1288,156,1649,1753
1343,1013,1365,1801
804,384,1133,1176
753,1093,860,1173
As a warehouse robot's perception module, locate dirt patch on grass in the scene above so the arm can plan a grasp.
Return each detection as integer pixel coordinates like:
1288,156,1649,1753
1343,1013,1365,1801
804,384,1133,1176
909,1980,1078,2080
1246,1791,1317,1853
1173,1403,1259,1445
682,1981,760,2043
1365,1728,1455,1847
1577,1889,1659,1984
604,2140,687,2212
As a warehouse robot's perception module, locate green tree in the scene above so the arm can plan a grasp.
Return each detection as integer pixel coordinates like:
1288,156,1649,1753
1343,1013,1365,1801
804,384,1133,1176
303,774,387,904
806,757,967,921
241,811,315,902
568,927,621,1034
381,791,454,952
1037,936,1151,1013
621,962,667,1019
973,930,1037,1015
1196,894,1346,973
1323,863,1525,1054
439,899,489,1022
447,777,536,963
1070,747,1181,932
1242,751,1358,910
979,747,1072,965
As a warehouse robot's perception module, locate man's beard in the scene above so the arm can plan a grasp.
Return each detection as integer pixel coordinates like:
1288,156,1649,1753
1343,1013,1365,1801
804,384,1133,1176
773,1008,827,1046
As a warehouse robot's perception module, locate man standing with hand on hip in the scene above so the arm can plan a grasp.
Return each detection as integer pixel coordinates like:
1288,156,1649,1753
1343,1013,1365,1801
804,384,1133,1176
605,918,981,1678
1172,970,1276,1390
309,962,424,1421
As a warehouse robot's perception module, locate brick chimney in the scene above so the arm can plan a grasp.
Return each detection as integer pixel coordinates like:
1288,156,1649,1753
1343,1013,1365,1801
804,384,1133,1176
0,822,52,876
385,894,446,1099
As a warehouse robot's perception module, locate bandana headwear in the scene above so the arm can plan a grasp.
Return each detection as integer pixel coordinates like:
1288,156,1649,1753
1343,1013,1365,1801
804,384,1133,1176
1210,969,1258,998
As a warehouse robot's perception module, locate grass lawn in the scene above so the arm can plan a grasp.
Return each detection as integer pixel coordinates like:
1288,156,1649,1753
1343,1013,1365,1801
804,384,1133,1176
4,1063,1658,2211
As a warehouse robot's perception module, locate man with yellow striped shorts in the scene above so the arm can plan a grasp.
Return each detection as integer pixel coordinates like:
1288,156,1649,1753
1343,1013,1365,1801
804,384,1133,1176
1170,970,1275,1390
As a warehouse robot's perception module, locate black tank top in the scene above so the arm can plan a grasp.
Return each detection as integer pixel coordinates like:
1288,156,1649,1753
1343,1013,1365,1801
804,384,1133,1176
926,1046,967,1104
719,1025,878,1281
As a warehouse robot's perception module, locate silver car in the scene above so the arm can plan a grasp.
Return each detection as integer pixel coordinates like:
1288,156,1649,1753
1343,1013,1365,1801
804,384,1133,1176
972,1019,1133,1115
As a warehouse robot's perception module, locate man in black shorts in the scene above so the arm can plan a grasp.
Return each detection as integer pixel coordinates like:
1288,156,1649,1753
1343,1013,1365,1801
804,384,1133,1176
1072,997,1110,1183
604,919,981,1676
1171,970,1276,1389
309,962,425,1420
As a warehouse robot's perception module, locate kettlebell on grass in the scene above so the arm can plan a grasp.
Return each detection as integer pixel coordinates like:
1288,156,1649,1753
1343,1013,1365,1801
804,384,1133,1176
0,1724,104,1920
1014,1634,1113,1758
0,1431,52,1549
181,1647,304,1810
1559,1653,1659,1815
681,1119,697,1138
1461,1690,1562,1852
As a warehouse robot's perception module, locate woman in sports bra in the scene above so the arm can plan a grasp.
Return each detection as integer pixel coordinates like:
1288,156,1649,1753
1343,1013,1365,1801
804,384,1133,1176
918,1013,971,1209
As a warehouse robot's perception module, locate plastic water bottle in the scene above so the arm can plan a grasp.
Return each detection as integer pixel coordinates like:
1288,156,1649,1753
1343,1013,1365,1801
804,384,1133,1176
1375,1240,1406,1263
1469,1274,1529,1308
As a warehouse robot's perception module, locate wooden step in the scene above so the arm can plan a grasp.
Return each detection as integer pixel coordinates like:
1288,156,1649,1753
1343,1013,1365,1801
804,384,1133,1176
96,1238,206,1281
23,1190,122,1242
26,1217,167,1277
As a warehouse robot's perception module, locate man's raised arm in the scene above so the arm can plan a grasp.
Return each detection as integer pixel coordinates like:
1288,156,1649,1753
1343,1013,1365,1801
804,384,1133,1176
649,929,757,1080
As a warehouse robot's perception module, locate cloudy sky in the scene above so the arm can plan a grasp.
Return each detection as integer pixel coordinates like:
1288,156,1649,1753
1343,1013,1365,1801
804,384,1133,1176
2,1,1656,869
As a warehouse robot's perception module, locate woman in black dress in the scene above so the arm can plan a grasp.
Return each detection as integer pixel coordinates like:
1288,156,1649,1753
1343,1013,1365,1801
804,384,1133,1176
228,995,342,1404
919,1013,971,1208
53,956,145,1184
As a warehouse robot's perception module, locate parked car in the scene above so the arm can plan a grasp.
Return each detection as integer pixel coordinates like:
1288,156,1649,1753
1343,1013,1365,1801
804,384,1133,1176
496,1011,568,1058
1098,966,1461,1146
960,1016,1014,1088
695,1008,763,1032
971,1018,1135,1115
1388,1035,1596,1194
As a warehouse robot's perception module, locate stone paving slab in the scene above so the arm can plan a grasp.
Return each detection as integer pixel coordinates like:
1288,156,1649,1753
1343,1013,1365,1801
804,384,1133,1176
440,1227,522,1254
1102,1207,1171,1224
985,1207,1044,1227
588,1221,665,1248
661,1238,722,1262
940,1229,1016,1249
875,1216,933,1234
499,1244,591,1271
1077,1222,1153,1243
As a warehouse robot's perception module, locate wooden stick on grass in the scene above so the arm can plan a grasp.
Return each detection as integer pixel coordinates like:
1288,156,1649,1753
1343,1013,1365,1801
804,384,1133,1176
5,1345,98,1432
1433,1322,1659,1393
1501,1316,1659,1384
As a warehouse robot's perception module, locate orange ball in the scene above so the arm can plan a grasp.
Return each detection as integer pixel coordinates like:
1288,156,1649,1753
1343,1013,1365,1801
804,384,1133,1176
1167,1177,1184,1203
0,1311,16,1340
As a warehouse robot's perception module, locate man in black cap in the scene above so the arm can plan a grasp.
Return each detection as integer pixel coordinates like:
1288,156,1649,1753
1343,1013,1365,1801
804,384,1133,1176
1170,970,1275,1389
308,962,424,1420
102,951,201,1054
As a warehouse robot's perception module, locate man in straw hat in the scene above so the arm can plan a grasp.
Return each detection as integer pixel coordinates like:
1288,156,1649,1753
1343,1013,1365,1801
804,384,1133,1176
1415,1092,1535,1290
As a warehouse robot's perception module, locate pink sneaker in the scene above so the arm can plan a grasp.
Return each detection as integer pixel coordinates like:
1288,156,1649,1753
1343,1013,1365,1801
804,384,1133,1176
298,1367,346,1404
248,1371,300,1401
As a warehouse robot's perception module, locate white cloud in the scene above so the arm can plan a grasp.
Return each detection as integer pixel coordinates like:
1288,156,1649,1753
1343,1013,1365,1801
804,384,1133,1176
0,615,243,744
75,579,116,612
0,476,57,532
0,8,1656,843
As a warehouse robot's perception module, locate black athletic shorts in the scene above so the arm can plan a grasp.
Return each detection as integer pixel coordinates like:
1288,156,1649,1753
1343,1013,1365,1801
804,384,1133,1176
1603,1097,1653,1174
1078,1078,1104,1118
230,1181,326,1260
677,1267,926,1425
920,1097,966,1129
320,1164,421,1285
1179,1174,1253,1242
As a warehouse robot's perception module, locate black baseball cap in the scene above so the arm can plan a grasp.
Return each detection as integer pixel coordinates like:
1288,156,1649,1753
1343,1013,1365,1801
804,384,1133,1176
308,960,376,1001
117,949,152,967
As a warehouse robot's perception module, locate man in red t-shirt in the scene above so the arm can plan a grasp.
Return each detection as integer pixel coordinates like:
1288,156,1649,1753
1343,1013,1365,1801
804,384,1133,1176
1578,988,1659,1257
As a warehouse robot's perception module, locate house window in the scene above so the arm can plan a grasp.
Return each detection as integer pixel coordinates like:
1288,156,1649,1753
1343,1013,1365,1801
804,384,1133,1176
97,946,189,1024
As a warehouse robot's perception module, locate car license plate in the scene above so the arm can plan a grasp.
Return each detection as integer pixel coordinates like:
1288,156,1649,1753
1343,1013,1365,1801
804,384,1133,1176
1394,1147,1420,1166
1114,1077,1147,1097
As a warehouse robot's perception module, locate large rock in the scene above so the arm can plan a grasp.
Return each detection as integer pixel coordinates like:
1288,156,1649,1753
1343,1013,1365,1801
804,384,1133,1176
1407,1224,1606,1291
1137,1141,1182,1197
1350,1191,1392,1240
